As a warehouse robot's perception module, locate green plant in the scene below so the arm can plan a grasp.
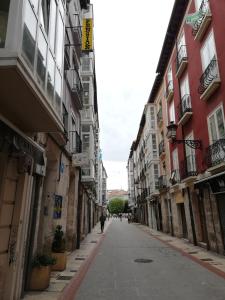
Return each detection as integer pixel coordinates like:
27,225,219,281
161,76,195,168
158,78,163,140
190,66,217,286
52,225,66,253
108,198,125,214
32,254,56,268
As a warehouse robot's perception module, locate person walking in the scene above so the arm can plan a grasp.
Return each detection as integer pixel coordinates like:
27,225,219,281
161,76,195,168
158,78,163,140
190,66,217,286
100,213,106,233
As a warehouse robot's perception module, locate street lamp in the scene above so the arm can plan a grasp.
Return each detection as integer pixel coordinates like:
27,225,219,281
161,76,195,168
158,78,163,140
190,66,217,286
166,122,201,149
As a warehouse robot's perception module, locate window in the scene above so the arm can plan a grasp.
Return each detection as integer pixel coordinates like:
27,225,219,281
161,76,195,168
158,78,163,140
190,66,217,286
0,0,11,47
177,31,186,52
56,12,64,69
185,133,196,172
82,57,90,71
82,125,90,132
172,148,180,182
201,31,216,71
47,51,55,103
83,82,89,105
154,164,159,189
49,0,57,51
36,28,47,88
167,65,173,87
180,76,190,98
150,106,155,129
169,100,175,123
152,134,157,158
82,134,89,152
208,105,225,143
55,69,62,115
22,1,37,69
40,0,51,34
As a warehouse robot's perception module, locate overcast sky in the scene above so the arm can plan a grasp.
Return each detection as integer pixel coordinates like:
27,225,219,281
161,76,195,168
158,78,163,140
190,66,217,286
91,0,175,190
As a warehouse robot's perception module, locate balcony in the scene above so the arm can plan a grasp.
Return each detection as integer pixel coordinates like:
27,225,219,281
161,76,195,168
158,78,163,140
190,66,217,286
158,140,165,157
205,139,225,173
192,0,212,41
157,107,163,126
176,45,188,78
158,175,167,191
198,56,220,101
177,94,193,126
67,69,83,109
180,155,198,183
166,80,174,102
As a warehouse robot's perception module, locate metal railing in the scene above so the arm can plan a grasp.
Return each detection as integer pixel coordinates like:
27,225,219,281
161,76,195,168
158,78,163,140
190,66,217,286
69,131,82,153
157,107,163,124
180,155,198,180
177,94,192,120
198,56,219,95
192,0,210,36
205,139,225,168
158,175,167,190
158,140,165,156
166,80,173,99
176,45,187,71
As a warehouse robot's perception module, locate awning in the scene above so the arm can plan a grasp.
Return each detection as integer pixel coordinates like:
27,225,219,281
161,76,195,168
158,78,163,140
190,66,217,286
0,120,45,165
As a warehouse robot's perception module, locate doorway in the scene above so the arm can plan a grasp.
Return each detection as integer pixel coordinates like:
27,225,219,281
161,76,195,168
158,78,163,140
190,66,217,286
179,203,188,239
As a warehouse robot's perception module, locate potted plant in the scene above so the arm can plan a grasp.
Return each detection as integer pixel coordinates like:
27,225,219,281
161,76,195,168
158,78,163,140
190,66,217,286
29,254,56,290
51,225,67,271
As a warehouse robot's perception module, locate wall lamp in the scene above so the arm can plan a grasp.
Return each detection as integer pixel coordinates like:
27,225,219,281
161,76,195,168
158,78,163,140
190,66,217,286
166,122,202,149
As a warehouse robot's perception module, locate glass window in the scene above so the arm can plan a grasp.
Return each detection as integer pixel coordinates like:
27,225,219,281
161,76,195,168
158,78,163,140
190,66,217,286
22,1,37,69
36,28,47,88
47,51,55,103
40,0,51,34
29,0,39,14
55,69,62,115
56,12,64,69
201,31,216,70
208,106,225,142
82,134,89,152
49,0,56,51
169,101,175,123
82,125,90,132
0,0,11,48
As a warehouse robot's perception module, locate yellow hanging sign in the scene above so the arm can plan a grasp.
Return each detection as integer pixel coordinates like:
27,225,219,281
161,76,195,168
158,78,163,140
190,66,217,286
82,18,93,51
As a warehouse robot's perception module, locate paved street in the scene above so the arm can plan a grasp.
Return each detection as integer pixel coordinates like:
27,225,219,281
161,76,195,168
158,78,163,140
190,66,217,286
75,219,225,300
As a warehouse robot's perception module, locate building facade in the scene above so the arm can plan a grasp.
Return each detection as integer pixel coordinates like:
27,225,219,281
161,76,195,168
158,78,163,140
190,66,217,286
0,0,106,299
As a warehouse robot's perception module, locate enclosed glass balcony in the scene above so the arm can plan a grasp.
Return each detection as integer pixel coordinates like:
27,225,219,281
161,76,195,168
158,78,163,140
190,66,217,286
0,0,66,132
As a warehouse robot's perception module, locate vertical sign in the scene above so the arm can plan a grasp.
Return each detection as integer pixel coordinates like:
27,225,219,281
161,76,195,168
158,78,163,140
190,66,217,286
82,18,93,51
53,195,63,219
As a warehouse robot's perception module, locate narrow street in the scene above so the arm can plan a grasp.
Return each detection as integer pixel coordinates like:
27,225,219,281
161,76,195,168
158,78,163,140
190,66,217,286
75,219,225,300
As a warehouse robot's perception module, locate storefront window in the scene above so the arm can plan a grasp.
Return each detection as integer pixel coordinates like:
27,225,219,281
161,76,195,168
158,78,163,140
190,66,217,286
55,69,62,116
47,51,55,103
22,1,37,69
49,0,56,52
36,28,47,88
56,12,64,69
0,0,11,48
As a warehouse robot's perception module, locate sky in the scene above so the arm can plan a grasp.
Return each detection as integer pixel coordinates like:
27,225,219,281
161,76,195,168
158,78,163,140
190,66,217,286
91,0,175,190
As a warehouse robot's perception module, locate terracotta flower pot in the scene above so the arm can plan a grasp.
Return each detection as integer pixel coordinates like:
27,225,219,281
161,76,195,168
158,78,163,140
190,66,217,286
51,252,67,271
29,265,51,290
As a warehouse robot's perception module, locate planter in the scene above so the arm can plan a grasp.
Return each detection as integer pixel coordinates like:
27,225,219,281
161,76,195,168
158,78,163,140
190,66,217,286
29,265,51,290
51,252,67,271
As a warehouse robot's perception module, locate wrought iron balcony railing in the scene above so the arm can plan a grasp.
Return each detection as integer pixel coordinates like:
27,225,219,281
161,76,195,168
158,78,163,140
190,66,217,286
180,155,198,180
158,175,167,190
178,94,192,120
192,0,210,37
157,107,163,124
158,140,165,156
205,139,225,168
176,45,187,71
198,56,219,95
69,131,82,154
166,80,174,100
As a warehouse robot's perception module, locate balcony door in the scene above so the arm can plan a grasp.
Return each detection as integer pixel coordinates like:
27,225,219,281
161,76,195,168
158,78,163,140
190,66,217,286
185,133,196,174
200,31,216,71
172,148,180,182
180,76,191,113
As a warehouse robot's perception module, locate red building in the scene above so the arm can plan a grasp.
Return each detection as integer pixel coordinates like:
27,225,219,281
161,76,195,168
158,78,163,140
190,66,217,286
150,0,225,254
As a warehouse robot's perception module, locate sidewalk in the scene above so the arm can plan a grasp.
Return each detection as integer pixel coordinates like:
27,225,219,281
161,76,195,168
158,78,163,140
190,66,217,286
23,220,111,300
135,223,225,279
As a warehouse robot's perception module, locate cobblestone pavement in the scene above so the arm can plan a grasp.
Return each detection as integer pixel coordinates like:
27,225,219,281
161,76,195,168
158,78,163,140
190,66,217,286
23,219,225,300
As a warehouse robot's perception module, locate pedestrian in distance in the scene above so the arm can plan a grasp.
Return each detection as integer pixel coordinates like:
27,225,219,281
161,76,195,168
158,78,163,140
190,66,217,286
100,213,106,233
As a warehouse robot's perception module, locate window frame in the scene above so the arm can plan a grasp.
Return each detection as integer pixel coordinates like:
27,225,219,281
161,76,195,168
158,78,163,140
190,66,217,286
207,104,225,144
